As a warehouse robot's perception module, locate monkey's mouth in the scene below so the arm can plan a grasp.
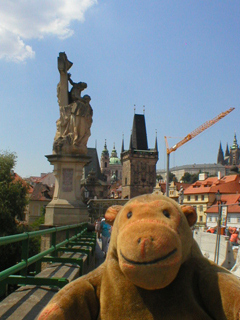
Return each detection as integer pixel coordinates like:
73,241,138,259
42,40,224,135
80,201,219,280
120,248,177,265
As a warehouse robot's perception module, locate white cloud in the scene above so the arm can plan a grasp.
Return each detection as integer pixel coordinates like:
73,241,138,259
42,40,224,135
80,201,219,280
0,0,97,62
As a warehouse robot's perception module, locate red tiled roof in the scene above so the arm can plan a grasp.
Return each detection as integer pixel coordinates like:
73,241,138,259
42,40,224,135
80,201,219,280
13,173,33,194
206,193,240,214
30,183,54,201
184,175,240,195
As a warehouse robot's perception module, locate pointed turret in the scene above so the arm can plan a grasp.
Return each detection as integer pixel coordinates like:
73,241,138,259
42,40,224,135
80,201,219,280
231,132,238,150
131,114,148,150
155,130,158,151
129,133,133,150
217,142,224,164
121,134,124,153
111,143,117,158
225,143,230,157
101,139,109,157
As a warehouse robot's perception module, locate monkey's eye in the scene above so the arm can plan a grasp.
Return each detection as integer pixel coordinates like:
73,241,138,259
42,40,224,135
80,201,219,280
127,212,132,219
163,210,170,218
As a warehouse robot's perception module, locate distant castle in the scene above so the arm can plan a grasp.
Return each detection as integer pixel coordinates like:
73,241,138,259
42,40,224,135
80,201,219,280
217,133,240,166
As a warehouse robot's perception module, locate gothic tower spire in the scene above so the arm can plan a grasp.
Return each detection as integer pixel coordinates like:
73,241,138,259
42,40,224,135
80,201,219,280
217,142,224,165
121,134,124,153
155,130,158,152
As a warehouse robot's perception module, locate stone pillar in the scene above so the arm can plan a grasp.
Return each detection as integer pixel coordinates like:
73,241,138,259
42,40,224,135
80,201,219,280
44,154,91,226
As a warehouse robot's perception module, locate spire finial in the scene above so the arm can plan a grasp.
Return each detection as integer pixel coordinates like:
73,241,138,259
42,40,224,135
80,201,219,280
143,105,145,114
155,129,158,151
134,104,136,114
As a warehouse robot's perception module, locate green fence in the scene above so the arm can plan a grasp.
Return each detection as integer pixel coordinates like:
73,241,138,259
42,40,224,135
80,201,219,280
0,223,96,296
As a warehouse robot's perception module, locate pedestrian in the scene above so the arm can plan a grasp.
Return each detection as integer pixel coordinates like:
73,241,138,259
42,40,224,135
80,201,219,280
95,217,101,240
230,229,239,246
100,218,111,257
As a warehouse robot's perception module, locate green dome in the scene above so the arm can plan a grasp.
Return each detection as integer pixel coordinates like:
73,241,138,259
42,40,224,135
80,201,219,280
109,157,121,165
109,143,121,164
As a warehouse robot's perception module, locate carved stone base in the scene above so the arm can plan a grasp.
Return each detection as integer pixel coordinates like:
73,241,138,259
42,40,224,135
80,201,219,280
53,136,88,156
45,200,89,226
44,154,91,226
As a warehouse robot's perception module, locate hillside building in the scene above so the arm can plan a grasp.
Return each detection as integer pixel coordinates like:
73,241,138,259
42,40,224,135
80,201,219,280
157,163,226,182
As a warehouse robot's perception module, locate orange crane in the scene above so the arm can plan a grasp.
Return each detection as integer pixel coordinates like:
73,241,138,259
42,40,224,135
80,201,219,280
164,107,235,196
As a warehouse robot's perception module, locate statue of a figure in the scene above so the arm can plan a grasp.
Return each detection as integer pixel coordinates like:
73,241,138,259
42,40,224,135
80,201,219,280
53,53,93,155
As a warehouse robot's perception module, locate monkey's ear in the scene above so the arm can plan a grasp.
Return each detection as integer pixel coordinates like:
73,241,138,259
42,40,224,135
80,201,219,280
105,205,123,225
181,205,197,227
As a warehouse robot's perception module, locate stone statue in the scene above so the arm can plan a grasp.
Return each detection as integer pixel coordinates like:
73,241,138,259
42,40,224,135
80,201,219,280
53,53,93,155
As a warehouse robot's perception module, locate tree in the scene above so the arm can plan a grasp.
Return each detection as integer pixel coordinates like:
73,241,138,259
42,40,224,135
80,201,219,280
169,172,178,183
181,172,199,184
156,174,163,181
0,151,29,271
181,172,191,183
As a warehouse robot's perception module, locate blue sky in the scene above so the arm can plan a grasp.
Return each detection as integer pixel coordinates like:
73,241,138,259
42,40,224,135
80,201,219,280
0,0,239,177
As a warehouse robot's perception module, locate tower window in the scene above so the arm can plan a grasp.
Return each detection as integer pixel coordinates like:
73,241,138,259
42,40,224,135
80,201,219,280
125,178,127,185
105,162,107,168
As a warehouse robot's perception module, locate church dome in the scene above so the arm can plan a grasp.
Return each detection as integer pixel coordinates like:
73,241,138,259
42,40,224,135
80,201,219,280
109,143,121,165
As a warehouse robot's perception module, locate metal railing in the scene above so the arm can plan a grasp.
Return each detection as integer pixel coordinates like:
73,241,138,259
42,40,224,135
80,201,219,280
0,223,96,293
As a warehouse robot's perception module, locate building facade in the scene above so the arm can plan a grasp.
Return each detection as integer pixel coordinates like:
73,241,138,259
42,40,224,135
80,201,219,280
121,113,158,199
183,174,240,227
27,183,54,224
206,194,240,229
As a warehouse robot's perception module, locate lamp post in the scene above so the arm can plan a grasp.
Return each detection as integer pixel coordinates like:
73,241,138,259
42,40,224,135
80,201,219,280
84,187,89,201
214,190,222,264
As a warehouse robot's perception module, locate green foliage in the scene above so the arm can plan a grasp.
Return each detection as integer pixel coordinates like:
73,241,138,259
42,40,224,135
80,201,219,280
156,174,163,181
181,172,199,184
0,151,16,182
0,152,29,236
29,210,45,231
0,151,29,272
181,172,191,183
169,172,178,183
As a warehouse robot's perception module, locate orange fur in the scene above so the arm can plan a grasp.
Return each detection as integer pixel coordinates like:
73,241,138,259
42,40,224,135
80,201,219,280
38,194,240,320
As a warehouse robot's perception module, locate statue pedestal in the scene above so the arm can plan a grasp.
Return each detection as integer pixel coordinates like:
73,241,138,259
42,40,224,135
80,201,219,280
44,154,91,226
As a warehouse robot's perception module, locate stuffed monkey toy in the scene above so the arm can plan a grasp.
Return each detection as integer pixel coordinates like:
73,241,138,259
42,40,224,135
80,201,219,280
38,194,240,319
